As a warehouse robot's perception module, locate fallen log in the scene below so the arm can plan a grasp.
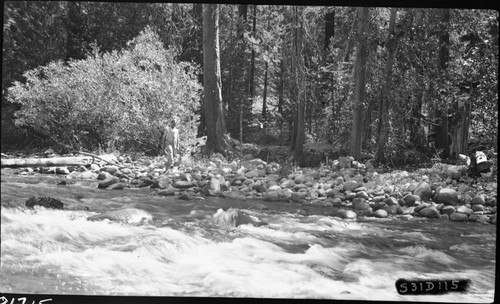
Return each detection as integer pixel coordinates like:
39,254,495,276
1,157,93,168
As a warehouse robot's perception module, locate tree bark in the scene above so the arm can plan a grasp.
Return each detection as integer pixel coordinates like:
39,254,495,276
433,8,451,159
375,8,398,164
202,4,229,156
350,7,369,161
262,60,268,119
290,6,306,163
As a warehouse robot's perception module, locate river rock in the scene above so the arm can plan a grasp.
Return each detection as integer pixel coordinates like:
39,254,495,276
203,177,221,196
372,201,387,211
440,205,456,215
88,208,153,225
280,179,296,188
456,205,473,216
264,189,279,201
80,171,97,179
419,205,440,218
55,167,70,174
353,198,372,215
213,208,266,227
471,195,485,205
486,197,496,207
385,204,399,215
98,177,119,189
222,191,247,201
291,191,307,202
490,213,496,224
158,185,177,196
107,182,126,190
373,209,388,218
172,180,196,189
468,214,489,223
355,191,369,200
403,194,420,207
435,188,459,205
449,212,468,222
343,181,358,192
26,196,64,209
413,182,432,201
471,204,484,212
385,197,398,206
333,208,357,219
103,165,119,175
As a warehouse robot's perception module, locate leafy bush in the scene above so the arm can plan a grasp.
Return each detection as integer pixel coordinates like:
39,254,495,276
7,27,202,154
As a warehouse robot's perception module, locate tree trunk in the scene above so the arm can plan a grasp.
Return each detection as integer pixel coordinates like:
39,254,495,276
262,60,268,119
350,7,369,161
202,4,229,156
245,4,257,139
375,8,398,164
434,8,451,158
290,6,306,163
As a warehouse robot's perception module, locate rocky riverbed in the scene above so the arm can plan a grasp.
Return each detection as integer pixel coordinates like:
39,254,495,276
2,151,497,225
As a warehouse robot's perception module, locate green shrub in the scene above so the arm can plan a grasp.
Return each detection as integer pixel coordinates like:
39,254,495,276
7,27,202,154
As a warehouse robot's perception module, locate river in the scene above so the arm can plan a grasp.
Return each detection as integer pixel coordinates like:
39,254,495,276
0,169,496,302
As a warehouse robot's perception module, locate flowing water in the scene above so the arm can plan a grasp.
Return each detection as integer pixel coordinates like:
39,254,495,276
0,170,496,302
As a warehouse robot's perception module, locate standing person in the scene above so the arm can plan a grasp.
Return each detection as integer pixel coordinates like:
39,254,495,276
163,120,180,168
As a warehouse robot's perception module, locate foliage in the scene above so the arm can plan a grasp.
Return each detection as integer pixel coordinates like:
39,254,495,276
7,28,202,154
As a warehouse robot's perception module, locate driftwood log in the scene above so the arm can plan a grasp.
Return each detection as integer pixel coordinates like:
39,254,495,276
1,151,124,168
1,157,93,168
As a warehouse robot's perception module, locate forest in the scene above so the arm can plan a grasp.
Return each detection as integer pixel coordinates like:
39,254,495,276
2,2,498,167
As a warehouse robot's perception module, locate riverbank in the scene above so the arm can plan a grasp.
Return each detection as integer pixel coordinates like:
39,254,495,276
1,151,497,225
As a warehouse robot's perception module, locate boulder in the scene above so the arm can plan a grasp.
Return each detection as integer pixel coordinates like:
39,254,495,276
384,197,399,206
203,177,221,196
172,180,197,189
107,182,126,190
158,186,177,196
291,191,308,202
440,205,456,215
103,165,119,175
353,198,372,216
471,204,484,212
26,196,64,209
449,212,468,222
413,182,432,201
355,191,369,200
403,194,420,207
419,205,440,218
97,171,113,180
264,190,279,201
456,205,473,216
98,177,119,189
471,195,485,205
373,209,388,218
435,188,459,205
213,208,266,227
384,204,399,215
343,180,358,192
280,179,296,188
333,208,357,219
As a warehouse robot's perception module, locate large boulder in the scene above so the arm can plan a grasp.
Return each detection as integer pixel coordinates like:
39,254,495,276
26,196,64,209
419,205,440,218
449,212,468,222
213,208,266,227
413,182,432,201
352,198,372,216
98,177,119,189
435,188,459,205
333,208,357,219
373,209,388,218
343,180,359,192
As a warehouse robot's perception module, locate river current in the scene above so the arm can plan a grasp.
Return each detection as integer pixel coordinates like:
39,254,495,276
0,170,496,302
